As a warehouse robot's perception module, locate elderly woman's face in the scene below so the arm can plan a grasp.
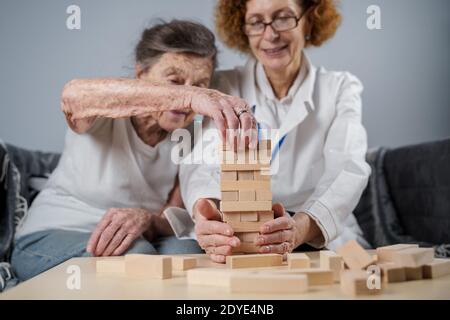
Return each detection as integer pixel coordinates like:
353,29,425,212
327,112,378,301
137,52,213,132
245,0,306,72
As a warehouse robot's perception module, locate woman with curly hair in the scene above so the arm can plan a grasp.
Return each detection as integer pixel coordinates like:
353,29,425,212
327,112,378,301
181,0,372,263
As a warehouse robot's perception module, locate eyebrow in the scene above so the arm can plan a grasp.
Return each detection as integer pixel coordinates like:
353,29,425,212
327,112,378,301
246,8,297,20
163,67,186,76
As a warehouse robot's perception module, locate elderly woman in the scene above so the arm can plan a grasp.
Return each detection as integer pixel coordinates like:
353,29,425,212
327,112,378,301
181,0,371,263
11,20,255,281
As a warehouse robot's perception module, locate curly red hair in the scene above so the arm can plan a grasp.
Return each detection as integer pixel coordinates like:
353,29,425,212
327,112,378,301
215,0,342,53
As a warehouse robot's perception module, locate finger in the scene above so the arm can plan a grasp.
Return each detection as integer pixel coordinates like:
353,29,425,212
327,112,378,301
221,102,240,131
240,114,257,149
210,254,227,264
211,110,227,144
198,234,240,249
195,220,234,237
259,242,292,254
205,245,233,256
102,229,127,257
111,234,135,256
260,217,294,235
256,229,294,246
95,223,121,256
272,203,286,218
195,199,222,221
87,214,112,254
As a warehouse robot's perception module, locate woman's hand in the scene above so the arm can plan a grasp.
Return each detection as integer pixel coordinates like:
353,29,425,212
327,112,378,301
188,87,257,149
193,199,240,263
87,208,153,257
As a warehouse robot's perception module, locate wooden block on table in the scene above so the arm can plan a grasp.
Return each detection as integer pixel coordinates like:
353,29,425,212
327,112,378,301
238,171,254,181
378,263,406,283
221,163,270,171
340,270,382,297
227,254,283,269
221,180,270,191
236,232,259,243
404,266,423,281
125,254,172,279
221,171,237,181
221,201,272,212
240,212,258,222
376,244,419,263
222,191,239,201
256,190,272,201
320,251,343,282
225,219,265,232
96,257,125,274
232,242,261,254
391,247,434,268
171,256,197,271
287,253,311,269
230,273,308,294
258,211,274,222
254,169,271,181
336,240,375,270
423,259,450,279
187,268,232,287
239,190,256,201
271,268,334,285
223,212,240,223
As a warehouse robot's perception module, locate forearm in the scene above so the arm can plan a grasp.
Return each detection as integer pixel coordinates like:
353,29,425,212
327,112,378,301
292,212,324,248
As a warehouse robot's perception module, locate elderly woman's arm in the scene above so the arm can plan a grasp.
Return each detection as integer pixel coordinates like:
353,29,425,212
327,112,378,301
61,78,255,145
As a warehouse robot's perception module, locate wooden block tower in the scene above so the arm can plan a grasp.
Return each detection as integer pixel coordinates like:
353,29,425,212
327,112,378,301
219,140,274,254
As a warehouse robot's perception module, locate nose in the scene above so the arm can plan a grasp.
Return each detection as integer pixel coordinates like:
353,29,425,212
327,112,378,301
263,24,280,42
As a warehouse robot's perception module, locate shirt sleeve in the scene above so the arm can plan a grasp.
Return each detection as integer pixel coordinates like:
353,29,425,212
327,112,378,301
300,72,372,248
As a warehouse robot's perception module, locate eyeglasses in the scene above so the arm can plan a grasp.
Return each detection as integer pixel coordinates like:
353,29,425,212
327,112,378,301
243,10,310,36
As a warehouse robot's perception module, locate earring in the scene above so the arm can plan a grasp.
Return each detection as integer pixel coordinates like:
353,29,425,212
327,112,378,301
305,34,311,41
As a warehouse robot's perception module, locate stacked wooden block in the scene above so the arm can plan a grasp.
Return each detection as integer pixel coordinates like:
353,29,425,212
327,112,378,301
219,140,274,254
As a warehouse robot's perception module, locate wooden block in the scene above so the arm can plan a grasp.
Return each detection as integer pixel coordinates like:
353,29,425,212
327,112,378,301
423,259,450,279
238,171,254,181
230,273,308,294
240,212,258,222
220,201,272,212
221,180,270,191
187,268,232,287
219,150,236,164
222,191,239,201
226,220,265,232
404,266,423,281
336,240,375,270
340,270,382,297
378,263,406,283
254,169,271,181
226,254,283,269
221,163,270,171
376,244,419,263
96,257,125,274
236,232,259,243
391,247,434,268
256,190,272,201
271,268,334,286
223,212,240,223
239,190,256,201
258,211,274,222
221,171,237,181
232,242,261,254
258,140,272,165
287,253,311,269
125,254,172,279
171,256,197,271
320,251,344,282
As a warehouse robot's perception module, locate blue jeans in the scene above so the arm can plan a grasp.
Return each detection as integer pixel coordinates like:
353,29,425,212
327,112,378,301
11,230,203,282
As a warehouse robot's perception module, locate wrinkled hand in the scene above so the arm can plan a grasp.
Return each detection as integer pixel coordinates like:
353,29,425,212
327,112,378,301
194,199,240,263
87,208,152,257
188,88,257,149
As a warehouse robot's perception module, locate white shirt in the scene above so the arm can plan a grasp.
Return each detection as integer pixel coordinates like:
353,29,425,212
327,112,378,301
180,53,371,249
16,118,179,239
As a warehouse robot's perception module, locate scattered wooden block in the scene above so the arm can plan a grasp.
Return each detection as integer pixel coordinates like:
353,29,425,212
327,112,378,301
223,212,240,223
227,254,283,269
221,180,270,191
391,247,434,268
378,263,406,283
171,256,197,271
239,190,256,201
271,268,334,285
423,259,450,279
254,170,271,181
376,244,419,263
256,190,272,201
320,251,343,282
230,273,308,294
336,240,375,270
187,268,232,287
125,254,172,279
221,171,237,181
96,257,125,274
404,266,423,281
340,270,382,297
222,191,239,201
240,212,258,222
225,220,265,232
287,253,311,269
221,201,272,212
232,242,261,254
